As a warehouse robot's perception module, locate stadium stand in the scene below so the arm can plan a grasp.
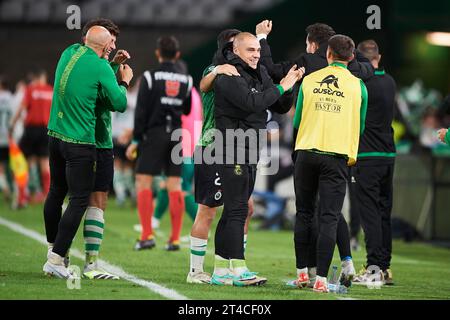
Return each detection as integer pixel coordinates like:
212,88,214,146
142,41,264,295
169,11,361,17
0,0,284,26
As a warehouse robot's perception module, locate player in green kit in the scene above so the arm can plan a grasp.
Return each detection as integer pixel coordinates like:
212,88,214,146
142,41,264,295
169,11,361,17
80,19,131,280
43,26,132,279
187,29,256,284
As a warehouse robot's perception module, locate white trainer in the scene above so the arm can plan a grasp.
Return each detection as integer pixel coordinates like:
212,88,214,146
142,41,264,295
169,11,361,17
43,253,77,279
47,246,70,268
339,259,356,287
83,262,119,280
186,271,212,284
353,266,384,288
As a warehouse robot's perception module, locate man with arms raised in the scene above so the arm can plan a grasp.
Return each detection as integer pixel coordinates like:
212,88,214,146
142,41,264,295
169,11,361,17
211,32,303,286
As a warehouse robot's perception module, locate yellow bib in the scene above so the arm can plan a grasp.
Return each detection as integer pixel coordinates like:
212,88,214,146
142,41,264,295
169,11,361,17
295,65,362,165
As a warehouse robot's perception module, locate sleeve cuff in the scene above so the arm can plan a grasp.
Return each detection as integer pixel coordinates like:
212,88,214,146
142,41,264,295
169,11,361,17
119,81,129,89
276,84,285,96
257,34,268,41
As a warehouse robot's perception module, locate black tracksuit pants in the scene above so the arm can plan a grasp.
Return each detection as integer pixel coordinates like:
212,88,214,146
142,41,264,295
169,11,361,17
305,198,352,268
214,164,256,260
43,136,96,257
355,159,394,271
294,151,347,277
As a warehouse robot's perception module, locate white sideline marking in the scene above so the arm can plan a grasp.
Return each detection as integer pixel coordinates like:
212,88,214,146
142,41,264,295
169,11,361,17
336,297,357,300
0,216,189,300
392,255,443,266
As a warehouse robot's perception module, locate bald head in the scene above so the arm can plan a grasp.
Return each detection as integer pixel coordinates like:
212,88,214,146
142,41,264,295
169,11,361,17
233,32,257,48
233,32,260,69
85,26,112,57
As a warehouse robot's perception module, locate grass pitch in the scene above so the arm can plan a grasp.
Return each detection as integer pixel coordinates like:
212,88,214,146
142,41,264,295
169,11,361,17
0,199,449,300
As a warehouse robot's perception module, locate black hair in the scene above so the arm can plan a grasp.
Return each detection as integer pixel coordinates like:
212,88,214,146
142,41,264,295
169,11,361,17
31,68,47,80
212,28,241,65
328,34,355,61
216,29,241,49
157,36,180,60
305,23,336,45
81,18,120,42
357,39,380,61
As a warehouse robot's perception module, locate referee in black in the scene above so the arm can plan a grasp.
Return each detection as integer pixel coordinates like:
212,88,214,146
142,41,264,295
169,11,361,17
126,36,192,251
353,40,396,286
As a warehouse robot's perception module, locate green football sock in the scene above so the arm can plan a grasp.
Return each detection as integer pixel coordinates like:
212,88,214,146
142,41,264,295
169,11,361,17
123,168,135,198
184,193,197,221
29,163,40,193
154,188,169,220
84,207,104,265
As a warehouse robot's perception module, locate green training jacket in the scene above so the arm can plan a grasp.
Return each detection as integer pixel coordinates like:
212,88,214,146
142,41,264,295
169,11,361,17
48,44,127,144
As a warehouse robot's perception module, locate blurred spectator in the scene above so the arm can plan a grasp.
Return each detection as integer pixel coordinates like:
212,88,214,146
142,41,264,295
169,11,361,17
10,70,53,203
253,112,294,230
396,80,442,147
419,107,441,148
10,80,27,142
0,77,14,200
112,78,139,206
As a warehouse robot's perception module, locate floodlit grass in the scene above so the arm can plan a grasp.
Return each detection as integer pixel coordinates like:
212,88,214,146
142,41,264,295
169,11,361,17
1,199,449,300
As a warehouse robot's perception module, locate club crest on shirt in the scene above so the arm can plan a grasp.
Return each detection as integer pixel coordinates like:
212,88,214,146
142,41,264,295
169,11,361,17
234,164,242,176
165,80,180,97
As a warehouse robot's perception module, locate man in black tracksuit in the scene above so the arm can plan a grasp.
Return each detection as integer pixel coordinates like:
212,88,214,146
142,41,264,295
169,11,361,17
255,21,374,83
256,21,371,285
353,40,396,285
210,32,303,286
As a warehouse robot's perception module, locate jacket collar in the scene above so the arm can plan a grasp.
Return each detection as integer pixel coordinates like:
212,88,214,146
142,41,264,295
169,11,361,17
330,61,348,69
317,42,328,58
226,52,261,79
375,68,385,75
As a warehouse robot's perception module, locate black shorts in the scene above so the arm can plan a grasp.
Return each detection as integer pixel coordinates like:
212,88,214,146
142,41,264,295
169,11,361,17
135,127,182,177
113,138,129,162
0,147,9,162
194,146,223,208
20,126,49,157
93,148,114,192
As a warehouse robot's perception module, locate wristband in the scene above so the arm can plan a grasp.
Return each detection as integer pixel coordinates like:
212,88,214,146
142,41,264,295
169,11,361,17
119,81,129,89
212,66,218,76
276,84,285,95
256,34,268,41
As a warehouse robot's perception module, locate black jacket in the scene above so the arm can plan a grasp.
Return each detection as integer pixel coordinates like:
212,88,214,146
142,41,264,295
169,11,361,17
133,61,192,142
358,69,397,163
259,39,374,82
213,53,294,165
